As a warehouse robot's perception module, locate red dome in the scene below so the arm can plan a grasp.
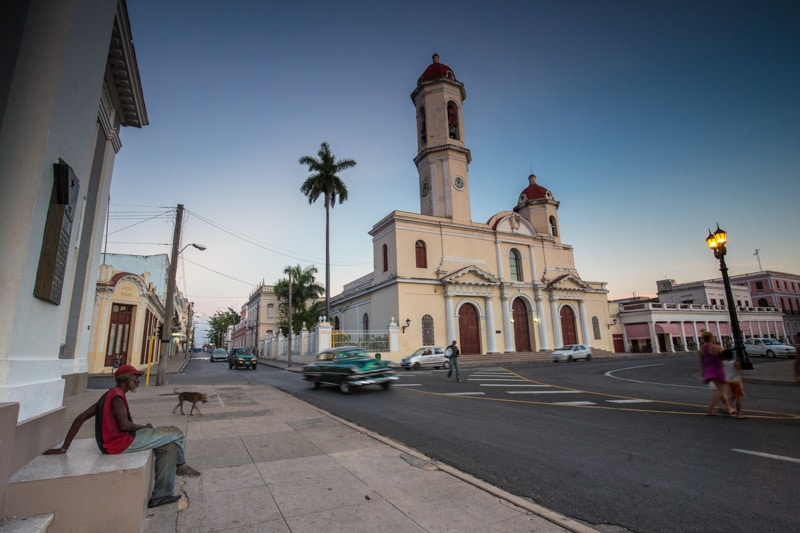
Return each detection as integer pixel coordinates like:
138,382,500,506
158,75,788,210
420,53,456,82
518,174,552,202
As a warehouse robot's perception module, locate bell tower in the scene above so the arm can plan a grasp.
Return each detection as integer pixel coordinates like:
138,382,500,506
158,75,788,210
411,54,472,223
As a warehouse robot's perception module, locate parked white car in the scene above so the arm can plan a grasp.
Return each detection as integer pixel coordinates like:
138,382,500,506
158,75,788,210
400,346,450,370
551,344,592,362
743,338,796,358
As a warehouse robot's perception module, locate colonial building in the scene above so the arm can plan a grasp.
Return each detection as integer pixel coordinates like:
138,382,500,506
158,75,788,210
614,278,786,353
329,55,614,361
0,0,147,513
247,281,280,355
725,271,800,343
89,264,165,374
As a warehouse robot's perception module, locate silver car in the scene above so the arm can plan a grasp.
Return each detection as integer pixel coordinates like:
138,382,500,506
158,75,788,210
210,348,227,362
551,344,592,362
743,338,797,358
401,346,450,370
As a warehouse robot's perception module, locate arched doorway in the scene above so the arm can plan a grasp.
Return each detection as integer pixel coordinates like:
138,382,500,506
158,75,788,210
105,304,133,367
560,305,578,345
512,298,532,352
458,303,481,354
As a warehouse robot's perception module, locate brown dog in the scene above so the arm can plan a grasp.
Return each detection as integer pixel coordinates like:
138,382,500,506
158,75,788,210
170,388,208,416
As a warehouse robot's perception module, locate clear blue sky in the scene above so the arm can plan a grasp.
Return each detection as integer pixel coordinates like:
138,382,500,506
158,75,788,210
109,1,800,340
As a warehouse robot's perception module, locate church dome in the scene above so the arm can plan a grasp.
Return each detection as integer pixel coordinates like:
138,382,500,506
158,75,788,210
419,54,457,82
518,174,553,203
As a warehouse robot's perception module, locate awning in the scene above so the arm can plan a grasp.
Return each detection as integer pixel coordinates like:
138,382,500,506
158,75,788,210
624,323,650,338
655,323,680,335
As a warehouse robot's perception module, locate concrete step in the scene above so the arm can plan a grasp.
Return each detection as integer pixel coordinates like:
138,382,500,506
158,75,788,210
457,349,617,366
0,514,53,533
6,439,152,533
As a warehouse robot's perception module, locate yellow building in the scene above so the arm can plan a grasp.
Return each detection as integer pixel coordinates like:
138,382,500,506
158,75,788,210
88,264,165,375
329,55,614,360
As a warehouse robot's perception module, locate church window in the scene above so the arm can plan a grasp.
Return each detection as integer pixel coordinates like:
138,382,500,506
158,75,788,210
509,249,523,281
362,313,370,333
447,101,459,140
592,316,601,340
415,240,427,268
382,244,388,272
418,106,427,144
549,216,558,237
422,314,434,345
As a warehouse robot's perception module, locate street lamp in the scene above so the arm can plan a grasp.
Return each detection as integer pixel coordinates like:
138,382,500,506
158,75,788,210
705,225,752,370
156,241,206,385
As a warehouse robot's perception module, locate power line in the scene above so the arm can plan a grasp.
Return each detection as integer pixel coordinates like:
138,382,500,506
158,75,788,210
186,209,371,267
181,257,254,285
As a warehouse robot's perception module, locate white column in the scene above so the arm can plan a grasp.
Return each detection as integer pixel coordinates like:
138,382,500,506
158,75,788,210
501,293,514,353
445,292,456,344
578,300,591,347
485,295,497,353
550,298,562,348
648,321,659,353
536,296,549,350
680,321,687,352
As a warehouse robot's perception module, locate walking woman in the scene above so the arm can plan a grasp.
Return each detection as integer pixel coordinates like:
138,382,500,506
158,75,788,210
699,331,732,416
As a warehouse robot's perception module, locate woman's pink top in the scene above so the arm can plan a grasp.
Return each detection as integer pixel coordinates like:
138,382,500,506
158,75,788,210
701,344,726,383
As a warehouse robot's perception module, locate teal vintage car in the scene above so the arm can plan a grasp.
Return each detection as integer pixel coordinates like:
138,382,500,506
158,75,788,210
303,346,397,394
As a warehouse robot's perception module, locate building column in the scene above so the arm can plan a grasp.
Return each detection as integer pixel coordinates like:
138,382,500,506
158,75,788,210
550,297,562,348
445,291,456,344
536,289,549,350
485,295,497,353
648,321,659,353
679,321,687,352
578,299,591,347
501,291,514,353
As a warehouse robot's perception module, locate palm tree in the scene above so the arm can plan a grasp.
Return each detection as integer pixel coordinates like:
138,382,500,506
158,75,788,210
299,142,356,320
274,264,324,335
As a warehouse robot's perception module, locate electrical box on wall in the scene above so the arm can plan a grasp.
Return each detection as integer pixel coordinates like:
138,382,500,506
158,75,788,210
34,161,80,304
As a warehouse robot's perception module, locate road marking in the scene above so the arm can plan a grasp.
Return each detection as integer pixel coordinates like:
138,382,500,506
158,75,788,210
507,390,581,394
604,364,707,390
607,399,654,404
554,401,596,406
732,449,800,464
468,378,530,381
446,392,485,396
394,383,423,387
481,383,553,387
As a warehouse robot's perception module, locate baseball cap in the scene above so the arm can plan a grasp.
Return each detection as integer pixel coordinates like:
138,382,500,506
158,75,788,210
114,364,145,377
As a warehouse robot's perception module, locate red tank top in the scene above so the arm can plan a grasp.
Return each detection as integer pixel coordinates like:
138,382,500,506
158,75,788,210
94,387,135,454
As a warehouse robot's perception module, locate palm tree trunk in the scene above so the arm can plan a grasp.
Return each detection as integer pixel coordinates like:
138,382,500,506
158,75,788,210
325,200,331,320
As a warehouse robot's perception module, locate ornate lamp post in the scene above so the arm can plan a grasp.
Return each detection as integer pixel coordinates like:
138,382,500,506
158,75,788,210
705,225,752,370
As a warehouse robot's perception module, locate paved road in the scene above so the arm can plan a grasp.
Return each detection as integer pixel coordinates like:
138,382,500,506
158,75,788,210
162,354,800,532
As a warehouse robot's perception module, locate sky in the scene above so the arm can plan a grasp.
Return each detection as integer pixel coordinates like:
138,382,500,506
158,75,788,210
109,1,800,342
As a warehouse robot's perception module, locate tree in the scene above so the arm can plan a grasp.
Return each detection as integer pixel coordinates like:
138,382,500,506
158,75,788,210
274,264,325,335
299,142,356,320
208,308,240,348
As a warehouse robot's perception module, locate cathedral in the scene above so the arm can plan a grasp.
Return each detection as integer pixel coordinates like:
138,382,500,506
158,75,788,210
329,55,613,357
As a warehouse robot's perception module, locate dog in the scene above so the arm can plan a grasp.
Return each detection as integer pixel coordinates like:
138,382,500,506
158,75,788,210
170,388,208,416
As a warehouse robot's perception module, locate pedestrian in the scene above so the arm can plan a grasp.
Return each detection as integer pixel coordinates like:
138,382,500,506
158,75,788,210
699,331,732,416
43,365,200,508
445,340,461,381
722,349,745,419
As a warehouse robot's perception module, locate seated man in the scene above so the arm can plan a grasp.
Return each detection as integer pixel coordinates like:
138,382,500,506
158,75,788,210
44,365,200,508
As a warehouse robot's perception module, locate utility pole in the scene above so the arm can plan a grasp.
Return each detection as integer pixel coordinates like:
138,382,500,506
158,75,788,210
287,267,293,368
157,204,183,386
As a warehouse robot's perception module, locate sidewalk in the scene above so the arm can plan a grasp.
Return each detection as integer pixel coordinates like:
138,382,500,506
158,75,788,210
66,355,593,533
65,353,794,533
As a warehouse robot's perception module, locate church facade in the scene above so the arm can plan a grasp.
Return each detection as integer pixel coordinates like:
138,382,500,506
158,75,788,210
329,55,614,359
